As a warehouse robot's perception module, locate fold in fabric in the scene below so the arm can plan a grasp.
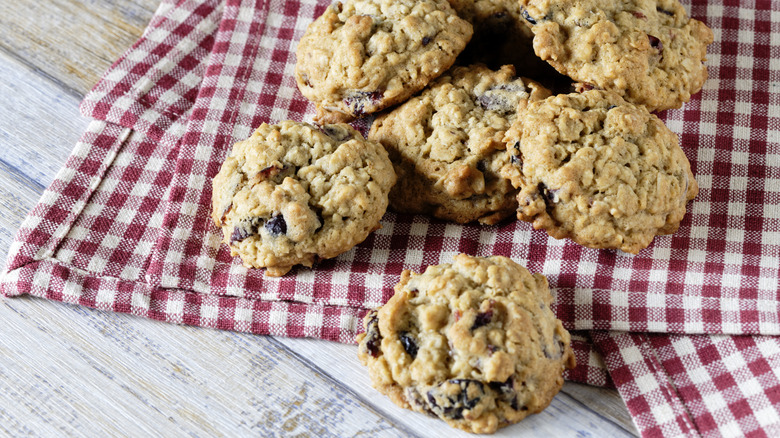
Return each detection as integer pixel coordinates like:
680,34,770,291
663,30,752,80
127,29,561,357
593,332,780,437
2,0,779,436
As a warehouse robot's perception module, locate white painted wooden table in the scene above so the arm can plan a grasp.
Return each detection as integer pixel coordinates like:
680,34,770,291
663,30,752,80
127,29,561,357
0,1,639,436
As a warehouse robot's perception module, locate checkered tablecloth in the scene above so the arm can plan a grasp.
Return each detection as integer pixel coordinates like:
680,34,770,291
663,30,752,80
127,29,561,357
2,0,778,436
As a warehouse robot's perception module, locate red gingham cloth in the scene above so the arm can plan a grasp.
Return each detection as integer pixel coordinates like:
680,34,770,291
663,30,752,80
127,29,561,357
1,0,778,436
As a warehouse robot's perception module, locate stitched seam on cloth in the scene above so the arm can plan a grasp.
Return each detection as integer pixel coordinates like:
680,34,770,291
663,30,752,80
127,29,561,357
641,334,701,438
83,0,220,104
204,0,269,152
592,331,701,438
4,256,373,308
79,0,222,134
1,121,130,274
1,106,193,289
40,127,129,261
567,331,615,388
1,257,368,344
648,333,780,437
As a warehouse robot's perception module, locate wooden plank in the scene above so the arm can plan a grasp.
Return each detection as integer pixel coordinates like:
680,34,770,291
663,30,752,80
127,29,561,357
0,162,42,269
0,0,158,97
0,296,407,437
0,50,87,188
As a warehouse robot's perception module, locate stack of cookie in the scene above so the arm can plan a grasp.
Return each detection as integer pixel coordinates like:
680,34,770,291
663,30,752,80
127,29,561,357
293,0,712,255
211,0,713,433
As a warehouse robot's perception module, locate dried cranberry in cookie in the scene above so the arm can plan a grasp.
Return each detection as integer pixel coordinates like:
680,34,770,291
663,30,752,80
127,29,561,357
211,121,396,276
356,254,575,434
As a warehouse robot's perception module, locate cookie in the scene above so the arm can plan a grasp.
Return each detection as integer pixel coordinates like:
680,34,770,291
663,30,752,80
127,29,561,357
357,254,575,434
295,0,473,123
368,64,551,225
502,90,698,253
519,0,713,111
212,121,396,276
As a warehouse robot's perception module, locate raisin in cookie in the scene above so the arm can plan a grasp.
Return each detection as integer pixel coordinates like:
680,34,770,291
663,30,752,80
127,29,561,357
357,254,575,434
368,64,550,225
519,0,713,111
502,90,698,253
295,0,473,123
212,121,396,276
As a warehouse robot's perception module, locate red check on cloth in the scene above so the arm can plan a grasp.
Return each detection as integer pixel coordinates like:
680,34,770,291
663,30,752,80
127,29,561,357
2,0,779,436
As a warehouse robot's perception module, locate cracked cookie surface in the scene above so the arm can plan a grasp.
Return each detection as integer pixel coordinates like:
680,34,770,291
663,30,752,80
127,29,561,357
357,254,575,434
295,0,473,123
368,64,550,225
503,90,698,253
519,0,713,111
212,121,396,276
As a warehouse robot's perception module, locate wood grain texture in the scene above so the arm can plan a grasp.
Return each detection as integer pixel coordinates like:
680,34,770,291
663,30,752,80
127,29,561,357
0,161,42,268
0,297,401,437
0,51,86,189
0,0,159,96
0,0,639,436
561,381,638,434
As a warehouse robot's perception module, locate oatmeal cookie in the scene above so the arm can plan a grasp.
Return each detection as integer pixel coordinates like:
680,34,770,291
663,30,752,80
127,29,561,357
357,254,575,434
368,64,550,225
295,0,473,123
519,0,713,111
503,90,698,253
212,121,396,276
